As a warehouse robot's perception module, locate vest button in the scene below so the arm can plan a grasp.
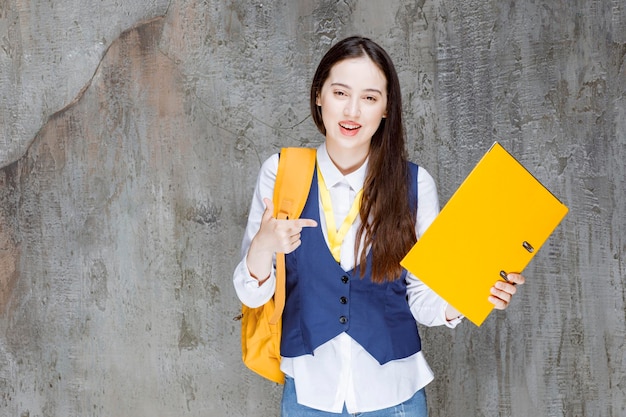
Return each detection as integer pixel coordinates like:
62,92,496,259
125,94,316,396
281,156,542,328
341,275,349,284
339,296,347,304
339,316,348,324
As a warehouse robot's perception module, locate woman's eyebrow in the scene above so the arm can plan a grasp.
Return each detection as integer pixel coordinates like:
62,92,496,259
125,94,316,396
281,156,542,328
330,82,383,95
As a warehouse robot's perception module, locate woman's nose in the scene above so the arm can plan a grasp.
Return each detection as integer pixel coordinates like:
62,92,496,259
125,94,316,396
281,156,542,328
344,98,361,117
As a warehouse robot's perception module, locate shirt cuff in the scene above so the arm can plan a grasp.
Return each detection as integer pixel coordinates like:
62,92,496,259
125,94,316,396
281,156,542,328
232,257,276,308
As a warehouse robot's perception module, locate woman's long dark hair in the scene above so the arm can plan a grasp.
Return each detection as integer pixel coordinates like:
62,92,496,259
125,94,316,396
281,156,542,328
310,36,417,283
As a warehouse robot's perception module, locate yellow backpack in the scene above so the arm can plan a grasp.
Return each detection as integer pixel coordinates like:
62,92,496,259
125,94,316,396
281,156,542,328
238,147,316,384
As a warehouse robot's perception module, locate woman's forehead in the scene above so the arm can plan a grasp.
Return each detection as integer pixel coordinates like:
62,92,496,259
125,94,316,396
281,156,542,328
325,56,387,90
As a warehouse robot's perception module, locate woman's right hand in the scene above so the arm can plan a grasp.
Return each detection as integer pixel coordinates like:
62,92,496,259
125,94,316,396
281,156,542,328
246,198,318,283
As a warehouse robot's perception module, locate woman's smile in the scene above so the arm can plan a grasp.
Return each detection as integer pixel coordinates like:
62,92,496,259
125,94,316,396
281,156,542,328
339,120,362,136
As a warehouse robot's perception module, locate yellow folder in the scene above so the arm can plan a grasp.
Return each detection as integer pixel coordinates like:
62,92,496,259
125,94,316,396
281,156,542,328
401,142,568,326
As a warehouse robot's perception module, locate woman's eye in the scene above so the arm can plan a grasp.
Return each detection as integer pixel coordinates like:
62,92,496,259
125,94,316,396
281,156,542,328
365,96,377,102
334,91,346,97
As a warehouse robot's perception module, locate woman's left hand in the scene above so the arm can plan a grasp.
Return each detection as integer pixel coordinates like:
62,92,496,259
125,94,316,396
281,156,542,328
488,273,525,310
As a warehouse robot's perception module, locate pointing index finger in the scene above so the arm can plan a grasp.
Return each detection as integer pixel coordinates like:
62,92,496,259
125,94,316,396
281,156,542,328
292,218,318,228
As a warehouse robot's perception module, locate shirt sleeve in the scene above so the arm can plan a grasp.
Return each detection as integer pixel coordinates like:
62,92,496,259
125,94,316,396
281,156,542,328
232,153,279,308
406,166,463,328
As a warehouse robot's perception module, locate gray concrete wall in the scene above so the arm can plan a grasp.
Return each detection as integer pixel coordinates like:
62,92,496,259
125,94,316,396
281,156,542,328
0,1,624,416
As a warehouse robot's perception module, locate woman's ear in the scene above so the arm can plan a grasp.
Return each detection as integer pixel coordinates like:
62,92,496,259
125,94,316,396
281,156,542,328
315,94,321,107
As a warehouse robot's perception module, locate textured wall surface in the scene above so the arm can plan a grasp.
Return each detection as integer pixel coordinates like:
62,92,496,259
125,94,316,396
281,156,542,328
0,1,624,416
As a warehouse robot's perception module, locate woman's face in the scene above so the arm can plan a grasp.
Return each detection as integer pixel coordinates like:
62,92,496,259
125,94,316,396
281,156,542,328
316,55,388,159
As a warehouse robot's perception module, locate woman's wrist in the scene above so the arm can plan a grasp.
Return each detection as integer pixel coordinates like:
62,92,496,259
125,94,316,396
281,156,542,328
445,304,462,321
246,240,273,284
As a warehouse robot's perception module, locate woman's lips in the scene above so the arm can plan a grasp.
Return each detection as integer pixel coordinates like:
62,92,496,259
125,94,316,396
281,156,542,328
339,121,362,136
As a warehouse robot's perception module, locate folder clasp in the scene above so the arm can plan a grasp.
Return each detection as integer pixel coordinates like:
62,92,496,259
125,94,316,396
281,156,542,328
522,241,534,253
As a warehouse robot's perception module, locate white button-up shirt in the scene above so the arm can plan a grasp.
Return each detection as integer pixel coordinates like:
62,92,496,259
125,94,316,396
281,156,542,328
233,143,462,413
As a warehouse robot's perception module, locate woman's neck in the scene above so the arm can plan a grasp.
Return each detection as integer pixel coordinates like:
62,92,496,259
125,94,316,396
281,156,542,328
326,144,369,175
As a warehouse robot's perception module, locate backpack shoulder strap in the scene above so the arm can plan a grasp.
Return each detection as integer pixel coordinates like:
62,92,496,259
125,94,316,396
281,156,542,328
273,147,317,221
270,147,316,324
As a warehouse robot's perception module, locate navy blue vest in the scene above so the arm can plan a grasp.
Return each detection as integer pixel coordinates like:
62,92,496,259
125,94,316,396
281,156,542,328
280,163,421,365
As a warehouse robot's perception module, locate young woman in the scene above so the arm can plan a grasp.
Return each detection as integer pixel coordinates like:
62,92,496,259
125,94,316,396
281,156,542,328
233,36,524,417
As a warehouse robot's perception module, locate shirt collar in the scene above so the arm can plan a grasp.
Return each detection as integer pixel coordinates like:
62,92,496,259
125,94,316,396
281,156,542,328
316,143,368,192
